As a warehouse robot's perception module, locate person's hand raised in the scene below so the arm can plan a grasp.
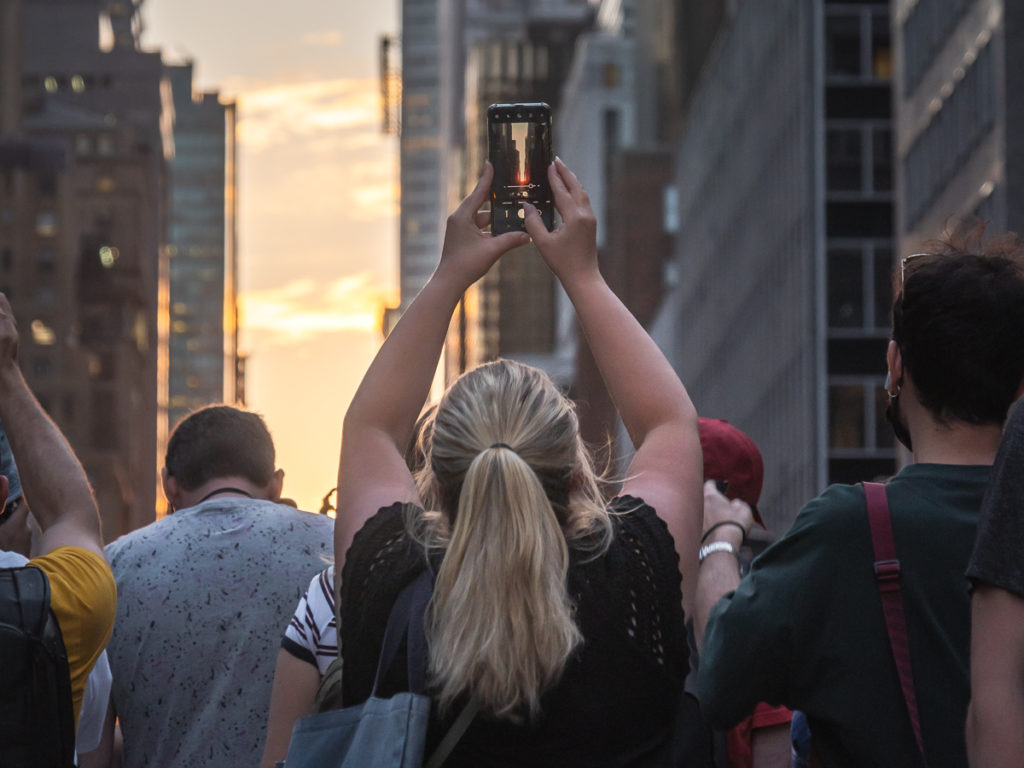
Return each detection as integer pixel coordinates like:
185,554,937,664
522,158,599,287
436,162,530,290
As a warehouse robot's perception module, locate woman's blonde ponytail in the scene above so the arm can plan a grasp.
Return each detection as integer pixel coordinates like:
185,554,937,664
429,446,580,719
413,360,613,721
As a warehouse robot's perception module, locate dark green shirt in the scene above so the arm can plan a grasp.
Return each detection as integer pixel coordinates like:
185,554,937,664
699,463,990,768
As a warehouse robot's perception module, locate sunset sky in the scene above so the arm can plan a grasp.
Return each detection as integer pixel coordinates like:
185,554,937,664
143,0,400,511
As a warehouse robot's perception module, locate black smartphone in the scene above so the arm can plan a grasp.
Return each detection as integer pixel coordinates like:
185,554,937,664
487,102,554,234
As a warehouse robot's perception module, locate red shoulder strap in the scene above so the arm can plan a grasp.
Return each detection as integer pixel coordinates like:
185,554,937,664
863,481,929,767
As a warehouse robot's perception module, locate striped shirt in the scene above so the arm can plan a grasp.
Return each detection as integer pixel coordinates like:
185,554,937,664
282,566,337,675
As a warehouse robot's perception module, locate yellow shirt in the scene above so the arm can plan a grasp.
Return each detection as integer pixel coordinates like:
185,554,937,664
28,546,117,726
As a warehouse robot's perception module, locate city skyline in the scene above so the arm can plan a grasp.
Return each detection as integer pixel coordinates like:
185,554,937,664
143,0,399,512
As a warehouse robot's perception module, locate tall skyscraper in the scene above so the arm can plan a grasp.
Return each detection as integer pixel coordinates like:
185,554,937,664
647,0,896,532
435,0,593,384
1,0,171,536
894,0,1023,243
165,63,239,430
399,0,444,313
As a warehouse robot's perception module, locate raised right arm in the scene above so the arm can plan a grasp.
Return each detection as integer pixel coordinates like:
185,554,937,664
0,294,103,558
523,159,702,617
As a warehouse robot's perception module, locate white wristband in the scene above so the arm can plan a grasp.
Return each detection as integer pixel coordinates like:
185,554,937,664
698,540,739,565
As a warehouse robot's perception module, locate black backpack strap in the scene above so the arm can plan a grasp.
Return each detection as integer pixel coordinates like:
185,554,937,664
371,568,434,696
0,566,76,767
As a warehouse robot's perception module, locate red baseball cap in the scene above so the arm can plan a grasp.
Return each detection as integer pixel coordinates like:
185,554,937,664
699,418,765,527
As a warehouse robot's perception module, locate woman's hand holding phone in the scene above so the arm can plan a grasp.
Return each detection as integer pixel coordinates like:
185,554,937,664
522,158,600,288
436,162,530,292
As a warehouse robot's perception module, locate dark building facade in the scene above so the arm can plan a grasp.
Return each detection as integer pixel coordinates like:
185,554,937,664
0,0,171,536
165,63,239,429
894,0,1023,244
647,0,896,533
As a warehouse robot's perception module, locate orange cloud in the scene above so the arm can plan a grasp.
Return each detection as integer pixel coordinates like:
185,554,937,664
240,273,394,346
233,78,380,152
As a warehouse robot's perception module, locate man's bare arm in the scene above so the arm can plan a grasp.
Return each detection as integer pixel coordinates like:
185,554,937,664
0,294,103,557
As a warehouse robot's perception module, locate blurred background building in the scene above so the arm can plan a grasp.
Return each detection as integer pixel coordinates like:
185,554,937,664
894,0,1022,246
0,0,239,538
165,62,240,430
395,0,922,534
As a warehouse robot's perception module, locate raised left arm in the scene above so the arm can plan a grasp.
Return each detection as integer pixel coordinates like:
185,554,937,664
335,165,529,570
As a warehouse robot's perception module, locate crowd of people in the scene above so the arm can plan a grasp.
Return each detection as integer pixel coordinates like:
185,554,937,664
2,157,1024,767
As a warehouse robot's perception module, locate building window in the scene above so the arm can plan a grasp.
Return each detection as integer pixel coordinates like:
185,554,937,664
31,319,56,345
96,134,116,156
32,356,52,378
36,211,57,238
825,13,861,77
871,13,891,79
37,248,56,272
828,243,893,332
829,384,866,449
873,247,894,327
828,248,864,328
871,128,892,191
826,128,862,191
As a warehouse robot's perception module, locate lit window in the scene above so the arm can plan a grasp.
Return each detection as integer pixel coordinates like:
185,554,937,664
96,177,117,193
74,135,92,156
36,211,57,238
98,245,119,268
31,320,56,345
44,76,58,93
172,320,188,334
71,75,85,93
172,302,188,315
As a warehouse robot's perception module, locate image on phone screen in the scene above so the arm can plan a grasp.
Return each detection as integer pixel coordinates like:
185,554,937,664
488,104,553,234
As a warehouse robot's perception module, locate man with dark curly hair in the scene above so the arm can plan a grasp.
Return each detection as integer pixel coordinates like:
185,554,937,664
697,230,1024,767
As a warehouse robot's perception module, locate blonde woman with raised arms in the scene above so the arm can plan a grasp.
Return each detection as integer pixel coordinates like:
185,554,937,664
335,158,703,766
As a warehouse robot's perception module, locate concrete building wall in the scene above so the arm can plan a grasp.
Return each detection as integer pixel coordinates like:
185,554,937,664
650,0,825,534
894,0,1007,245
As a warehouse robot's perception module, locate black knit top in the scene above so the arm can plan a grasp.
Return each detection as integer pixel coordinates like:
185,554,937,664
340,496,687,767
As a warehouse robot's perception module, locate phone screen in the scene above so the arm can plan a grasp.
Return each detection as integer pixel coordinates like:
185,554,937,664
488,103,553,234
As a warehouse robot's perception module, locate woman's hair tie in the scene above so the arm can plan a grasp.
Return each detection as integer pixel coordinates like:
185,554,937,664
489,442,513,451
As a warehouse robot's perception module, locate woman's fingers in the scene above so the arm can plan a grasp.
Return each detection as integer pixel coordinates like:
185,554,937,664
457,162,494,220
474,210,491,230
547,162,575,216
554,157,590,209
522,202,551,244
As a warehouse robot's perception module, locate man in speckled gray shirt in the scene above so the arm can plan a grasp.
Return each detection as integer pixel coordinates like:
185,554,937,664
101,406,334,768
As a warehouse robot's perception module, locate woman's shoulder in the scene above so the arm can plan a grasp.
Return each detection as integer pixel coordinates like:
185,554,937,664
608,495,678,556
341,502,420,580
